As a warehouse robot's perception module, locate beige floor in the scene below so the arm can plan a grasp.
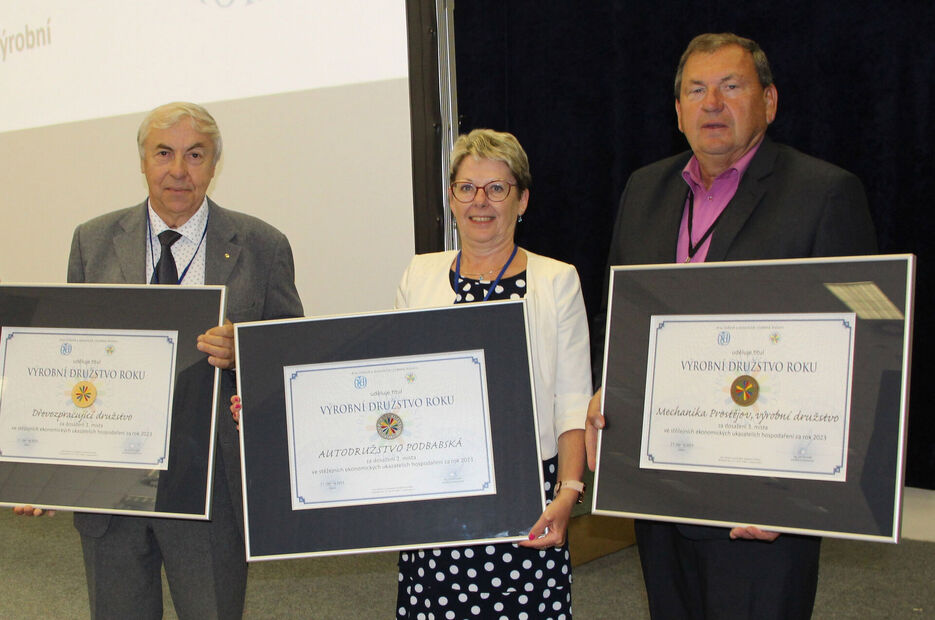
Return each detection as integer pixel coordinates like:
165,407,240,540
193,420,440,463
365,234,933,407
2,487,932,618
902,486,935,542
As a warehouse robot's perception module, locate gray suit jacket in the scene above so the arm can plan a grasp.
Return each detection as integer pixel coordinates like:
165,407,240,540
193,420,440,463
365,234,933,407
69,198,303,537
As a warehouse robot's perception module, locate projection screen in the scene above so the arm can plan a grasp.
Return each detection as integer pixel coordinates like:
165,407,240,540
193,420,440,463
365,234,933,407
0,0,416,316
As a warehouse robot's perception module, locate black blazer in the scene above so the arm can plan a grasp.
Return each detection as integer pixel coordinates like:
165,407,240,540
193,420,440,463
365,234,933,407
607,136,878,267
602,137,878,540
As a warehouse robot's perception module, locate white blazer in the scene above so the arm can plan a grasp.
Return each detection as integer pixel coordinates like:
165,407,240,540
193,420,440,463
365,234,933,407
395,249,592,460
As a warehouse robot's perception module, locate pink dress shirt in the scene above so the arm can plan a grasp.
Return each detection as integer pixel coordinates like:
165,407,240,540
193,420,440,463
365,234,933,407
676,140,763,263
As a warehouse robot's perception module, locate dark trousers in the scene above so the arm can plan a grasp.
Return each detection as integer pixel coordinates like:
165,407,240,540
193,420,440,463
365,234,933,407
77,460,247,620
635,520,820,620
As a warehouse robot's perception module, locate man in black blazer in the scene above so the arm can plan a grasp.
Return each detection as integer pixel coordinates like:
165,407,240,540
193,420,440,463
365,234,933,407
586,34,876,619
18,102,303,618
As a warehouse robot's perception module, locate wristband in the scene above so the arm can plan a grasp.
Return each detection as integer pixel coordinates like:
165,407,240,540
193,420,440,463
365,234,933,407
554,480,586,503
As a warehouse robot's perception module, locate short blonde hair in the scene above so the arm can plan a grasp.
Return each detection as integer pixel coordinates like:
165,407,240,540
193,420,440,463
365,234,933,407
450,129,531,192
137,102,222,163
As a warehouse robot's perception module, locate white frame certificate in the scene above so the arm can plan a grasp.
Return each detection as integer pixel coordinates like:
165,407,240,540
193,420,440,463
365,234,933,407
283,350,496,510
591,256,915,542
0,326,177,470
235,301,545,560
641,313,855,481
0,283,226,520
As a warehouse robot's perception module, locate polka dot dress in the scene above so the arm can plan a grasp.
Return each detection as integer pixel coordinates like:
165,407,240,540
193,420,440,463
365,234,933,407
395,271,573,620
451,270,526,303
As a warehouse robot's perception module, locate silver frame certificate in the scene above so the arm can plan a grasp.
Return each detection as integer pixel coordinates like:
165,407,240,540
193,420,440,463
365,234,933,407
641,313,855,482
235,301,544,560
0,326,178,470
0,283,226,519
591,256,915,542
283,350,496,510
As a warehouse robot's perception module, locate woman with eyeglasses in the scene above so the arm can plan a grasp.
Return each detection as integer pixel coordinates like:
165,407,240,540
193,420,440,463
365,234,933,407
394,129,591,619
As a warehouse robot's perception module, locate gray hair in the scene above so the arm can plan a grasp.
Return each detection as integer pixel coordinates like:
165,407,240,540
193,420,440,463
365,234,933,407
674,33,774,98
450,129,531,192
137,102,222,163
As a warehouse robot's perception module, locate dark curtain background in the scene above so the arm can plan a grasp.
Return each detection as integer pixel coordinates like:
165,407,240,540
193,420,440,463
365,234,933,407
452,1,935,488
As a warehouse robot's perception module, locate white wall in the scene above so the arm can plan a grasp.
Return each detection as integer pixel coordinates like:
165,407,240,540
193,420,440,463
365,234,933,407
0,0,415,316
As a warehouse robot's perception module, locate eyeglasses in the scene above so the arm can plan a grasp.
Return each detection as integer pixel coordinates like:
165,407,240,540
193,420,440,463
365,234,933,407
450,180,517,203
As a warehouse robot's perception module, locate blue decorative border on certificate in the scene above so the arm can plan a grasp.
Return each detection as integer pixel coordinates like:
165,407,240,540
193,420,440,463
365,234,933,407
285,351,495,508
643,315,854,479
0,328,177,469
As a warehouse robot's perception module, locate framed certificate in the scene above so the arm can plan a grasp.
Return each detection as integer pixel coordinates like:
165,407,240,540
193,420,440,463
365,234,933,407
0,283,226,519
592,255,915,542
235,300,544,560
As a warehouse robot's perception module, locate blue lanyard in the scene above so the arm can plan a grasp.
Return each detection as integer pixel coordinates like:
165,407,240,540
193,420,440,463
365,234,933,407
147,213,209,284
454,244,518,302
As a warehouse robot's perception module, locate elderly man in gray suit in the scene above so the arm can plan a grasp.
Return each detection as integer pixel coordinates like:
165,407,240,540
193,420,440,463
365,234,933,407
18,101,303,619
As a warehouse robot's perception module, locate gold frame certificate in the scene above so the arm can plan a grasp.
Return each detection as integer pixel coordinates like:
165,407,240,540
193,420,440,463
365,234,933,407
640,313,856,482
0,326,178,470
282,349,496,510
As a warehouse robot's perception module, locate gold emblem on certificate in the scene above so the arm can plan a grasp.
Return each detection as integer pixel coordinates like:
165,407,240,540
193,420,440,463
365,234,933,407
730,375,759,407
71,380,98,408
376,412,404,439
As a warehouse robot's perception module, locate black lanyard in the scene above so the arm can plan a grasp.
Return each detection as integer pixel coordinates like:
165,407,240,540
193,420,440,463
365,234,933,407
684,187,727,262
